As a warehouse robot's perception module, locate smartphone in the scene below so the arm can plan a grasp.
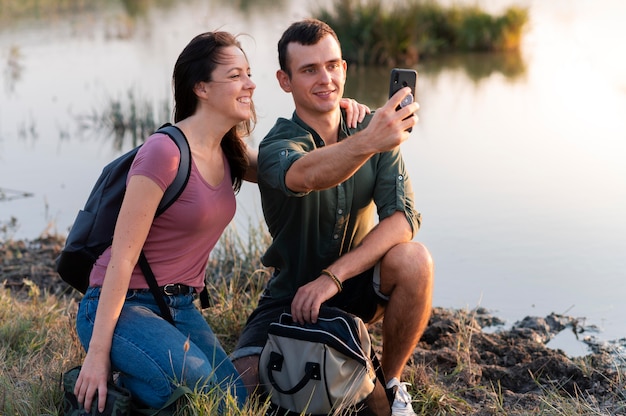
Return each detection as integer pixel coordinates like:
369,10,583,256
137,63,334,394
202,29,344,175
389,68,417,132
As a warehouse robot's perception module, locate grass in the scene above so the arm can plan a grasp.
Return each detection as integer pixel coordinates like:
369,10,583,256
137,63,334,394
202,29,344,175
0,222,272,415
314,0,529,66
0,281,80,415
2,223,625,414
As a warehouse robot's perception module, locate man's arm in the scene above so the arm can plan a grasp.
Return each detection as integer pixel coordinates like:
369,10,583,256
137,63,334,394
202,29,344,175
286,88,417,193
290,211,412,324
324,211,413,282
243,144,258,183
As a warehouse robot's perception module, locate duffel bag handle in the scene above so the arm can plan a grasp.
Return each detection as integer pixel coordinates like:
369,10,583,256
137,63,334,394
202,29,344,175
266,352,321,394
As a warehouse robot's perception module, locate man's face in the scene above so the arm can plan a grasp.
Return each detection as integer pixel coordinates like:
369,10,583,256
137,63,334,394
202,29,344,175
277,35,347,118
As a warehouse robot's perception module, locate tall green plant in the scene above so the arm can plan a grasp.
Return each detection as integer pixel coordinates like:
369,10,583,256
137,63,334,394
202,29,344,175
314,0,529,65
317,0,384,66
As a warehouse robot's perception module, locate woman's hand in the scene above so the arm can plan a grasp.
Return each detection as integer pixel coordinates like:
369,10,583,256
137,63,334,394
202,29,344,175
74,345,112,412
340,98,371,129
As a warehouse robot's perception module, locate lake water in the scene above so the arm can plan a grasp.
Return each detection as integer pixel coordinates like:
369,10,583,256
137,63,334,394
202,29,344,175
1,0,625,355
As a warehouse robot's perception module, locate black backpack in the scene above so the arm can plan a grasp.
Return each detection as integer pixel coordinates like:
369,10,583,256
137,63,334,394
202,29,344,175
55,124,192,320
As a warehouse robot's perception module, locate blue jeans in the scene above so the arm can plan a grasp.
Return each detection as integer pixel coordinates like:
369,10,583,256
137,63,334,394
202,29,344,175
76,287,247,410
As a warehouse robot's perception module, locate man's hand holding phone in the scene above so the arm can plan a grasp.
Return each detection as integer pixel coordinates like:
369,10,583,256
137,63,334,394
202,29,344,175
351,68,418,155
390,87,419,133
389,68,418,132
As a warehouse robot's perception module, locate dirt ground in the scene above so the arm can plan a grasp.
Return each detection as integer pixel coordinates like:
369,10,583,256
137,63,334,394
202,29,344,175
2,236,625,414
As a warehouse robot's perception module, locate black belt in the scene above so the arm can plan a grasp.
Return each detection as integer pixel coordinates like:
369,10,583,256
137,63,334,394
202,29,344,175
160,284,194,296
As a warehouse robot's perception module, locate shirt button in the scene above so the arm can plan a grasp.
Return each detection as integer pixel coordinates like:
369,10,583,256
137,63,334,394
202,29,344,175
398,175,404,181
333,234,339,240
280,151,286,156
338,209,343,214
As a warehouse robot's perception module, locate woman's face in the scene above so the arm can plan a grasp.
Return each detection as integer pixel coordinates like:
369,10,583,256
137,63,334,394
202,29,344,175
204,46,256,124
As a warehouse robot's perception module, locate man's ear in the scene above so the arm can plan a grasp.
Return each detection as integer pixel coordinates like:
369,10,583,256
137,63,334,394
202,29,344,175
276,70,292,93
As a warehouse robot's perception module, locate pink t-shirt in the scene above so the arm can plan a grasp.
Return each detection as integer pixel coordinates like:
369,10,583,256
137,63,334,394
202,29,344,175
89,133,236,291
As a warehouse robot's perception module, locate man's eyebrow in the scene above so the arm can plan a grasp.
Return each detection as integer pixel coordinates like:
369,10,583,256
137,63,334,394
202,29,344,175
295,62,317,71
296,59,341,72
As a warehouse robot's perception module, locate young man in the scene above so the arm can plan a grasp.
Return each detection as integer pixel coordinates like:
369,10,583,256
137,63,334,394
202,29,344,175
232,19,434,416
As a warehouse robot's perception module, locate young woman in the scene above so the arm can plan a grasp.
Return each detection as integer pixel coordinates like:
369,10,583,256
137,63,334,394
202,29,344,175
73,31,255,412
73,31,368,412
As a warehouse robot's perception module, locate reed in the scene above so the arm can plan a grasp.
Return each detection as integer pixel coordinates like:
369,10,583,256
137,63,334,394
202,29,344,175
315,0,529,66
75,90,171,151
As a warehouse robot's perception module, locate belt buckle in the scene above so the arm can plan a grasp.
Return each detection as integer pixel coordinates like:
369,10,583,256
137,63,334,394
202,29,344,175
162,284,177,296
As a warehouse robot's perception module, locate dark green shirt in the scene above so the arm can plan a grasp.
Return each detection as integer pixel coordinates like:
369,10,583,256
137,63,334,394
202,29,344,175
257,111,421,299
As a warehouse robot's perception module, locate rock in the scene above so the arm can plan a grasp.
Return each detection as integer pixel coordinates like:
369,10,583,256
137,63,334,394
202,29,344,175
411,307,624,412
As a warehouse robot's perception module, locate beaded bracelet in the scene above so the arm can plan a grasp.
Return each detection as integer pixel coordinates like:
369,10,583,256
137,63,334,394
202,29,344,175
321,269,343,293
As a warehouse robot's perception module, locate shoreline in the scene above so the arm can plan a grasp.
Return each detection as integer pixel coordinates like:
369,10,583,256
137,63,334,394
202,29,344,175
2,235,625,414
2,234,619,355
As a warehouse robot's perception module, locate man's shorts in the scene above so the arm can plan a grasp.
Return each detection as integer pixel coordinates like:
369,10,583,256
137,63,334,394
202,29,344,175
231,264,389,361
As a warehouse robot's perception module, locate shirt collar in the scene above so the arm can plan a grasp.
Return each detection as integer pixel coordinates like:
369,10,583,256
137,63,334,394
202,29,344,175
291,109,351,148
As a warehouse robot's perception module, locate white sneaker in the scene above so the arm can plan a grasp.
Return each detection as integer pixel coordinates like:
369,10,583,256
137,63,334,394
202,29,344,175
386,377,417,416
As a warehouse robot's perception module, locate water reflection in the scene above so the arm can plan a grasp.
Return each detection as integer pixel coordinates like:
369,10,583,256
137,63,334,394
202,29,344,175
0,188,33,202
17,114,38,143
74,90,171,151
422,51,526,82
345,51,526,108
3,45,23,93
1,0,527,155
66,51,527,153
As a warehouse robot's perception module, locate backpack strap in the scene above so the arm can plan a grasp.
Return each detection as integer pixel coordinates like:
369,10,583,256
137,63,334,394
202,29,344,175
155,123,212,310
138,124,192,325
139,251,174,325
154,124,192,216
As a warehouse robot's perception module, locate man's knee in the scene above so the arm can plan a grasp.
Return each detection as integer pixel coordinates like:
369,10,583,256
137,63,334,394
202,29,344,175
233,355,261,395
391,241,432,270
381,241,434,288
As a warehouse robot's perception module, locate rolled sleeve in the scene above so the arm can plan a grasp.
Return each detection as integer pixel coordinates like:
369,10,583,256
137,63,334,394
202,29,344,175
258,118,313,197
374,150,421,238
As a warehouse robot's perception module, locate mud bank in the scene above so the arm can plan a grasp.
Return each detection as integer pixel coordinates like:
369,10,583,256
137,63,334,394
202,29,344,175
2,236,625,414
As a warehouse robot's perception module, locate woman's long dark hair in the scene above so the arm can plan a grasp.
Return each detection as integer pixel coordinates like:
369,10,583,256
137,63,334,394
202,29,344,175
172,31,255,193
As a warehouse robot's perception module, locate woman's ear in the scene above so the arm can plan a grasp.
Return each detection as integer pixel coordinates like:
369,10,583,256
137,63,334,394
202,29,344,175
194,81,208,98
276,70,292,93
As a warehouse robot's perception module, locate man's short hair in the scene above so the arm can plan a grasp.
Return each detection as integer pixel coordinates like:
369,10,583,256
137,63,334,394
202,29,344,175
278,18,341,76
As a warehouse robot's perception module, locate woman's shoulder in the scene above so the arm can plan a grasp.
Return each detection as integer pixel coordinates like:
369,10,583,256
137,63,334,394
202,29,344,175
130,132,181,185
142,132,181,157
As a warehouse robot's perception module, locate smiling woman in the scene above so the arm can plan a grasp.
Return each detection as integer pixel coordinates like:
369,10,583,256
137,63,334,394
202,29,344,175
70,31,256,413
174,41,257,187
